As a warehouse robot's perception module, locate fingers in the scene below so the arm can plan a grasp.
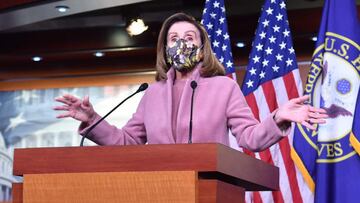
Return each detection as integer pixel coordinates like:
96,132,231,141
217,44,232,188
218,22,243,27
63,94,80,102
307,107,328,124
297,98,328,130
304,110,327,125
300,116,326,131
83,95,90,106
292,95,310,104
53,105,69,111
301,121,316,131
55,97,73,105
309,106,327,114
56,112,72,119
55,94,80,105
307,118,326,124
309,112,328,119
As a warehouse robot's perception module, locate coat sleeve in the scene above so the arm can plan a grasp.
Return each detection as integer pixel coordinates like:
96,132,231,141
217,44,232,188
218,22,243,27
226,82,288,152
78,93,148,146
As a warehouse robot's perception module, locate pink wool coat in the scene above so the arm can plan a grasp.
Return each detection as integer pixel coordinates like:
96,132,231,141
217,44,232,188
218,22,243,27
80,65,287,152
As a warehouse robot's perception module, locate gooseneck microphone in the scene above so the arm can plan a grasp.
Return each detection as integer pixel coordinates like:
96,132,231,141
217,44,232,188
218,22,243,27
80,83,148,146
188,81,197,144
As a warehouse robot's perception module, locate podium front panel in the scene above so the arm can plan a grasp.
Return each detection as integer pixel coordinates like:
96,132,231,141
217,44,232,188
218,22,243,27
23,171,197,203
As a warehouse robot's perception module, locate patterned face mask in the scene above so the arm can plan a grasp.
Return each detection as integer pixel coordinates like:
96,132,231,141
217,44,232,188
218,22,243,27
165,38,203,72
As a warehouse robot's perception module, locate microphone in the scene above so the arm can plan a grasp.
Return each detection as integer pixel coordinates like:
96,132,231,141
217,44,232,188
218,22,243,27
80,83,149,146
188,81,197,144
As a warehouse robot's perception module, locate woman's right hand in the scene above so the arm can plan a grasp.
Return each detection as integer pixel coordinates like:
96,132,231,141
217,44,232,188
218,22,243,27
54,94,96,124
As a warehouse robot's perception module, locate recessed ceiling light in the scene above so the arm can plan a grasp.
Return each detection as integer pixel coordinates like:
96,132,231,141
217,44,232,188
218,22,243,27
32,56,42,62
94,52,105,57
311,36,318,42
236,42,246,48
55,5,70,13
126,19,148,36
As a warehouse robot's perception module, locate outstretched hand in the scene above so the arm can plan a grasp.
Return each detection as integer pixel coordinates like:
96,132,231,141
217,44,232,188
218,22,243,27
274,95,328,130
53,94,96,124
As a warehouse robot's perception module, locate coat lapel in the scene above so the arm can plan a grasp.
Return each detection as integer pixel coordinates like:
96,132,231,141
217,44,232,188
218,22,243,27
175,63,202,143
165,68,176,143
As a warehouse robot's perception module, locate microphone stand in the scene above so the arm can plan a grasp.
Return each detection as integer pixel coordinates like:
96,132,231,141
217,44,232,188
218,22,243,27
188,81,197,144
80,83,148,146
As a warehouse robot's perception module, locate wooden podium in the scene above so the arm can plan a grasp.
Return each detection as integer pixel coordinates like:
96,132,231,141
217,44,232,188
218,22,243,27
12,143,279,203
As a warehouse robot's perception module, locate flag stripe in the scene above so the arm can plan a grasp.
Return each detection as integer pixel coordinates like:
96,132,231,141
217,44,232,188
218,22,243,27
283,72,300,99
282,71,310,203
272,77,289,106
254,87,271,121
292,69,303,94
278,138,303,203
264,79,303,203
245,93,260,120
254,87,285,203
261,81,278,112
282,71,308,202
254,76,303,203
279,72,304,203
227,72,237,80
243,147,265,203
268,144,293,202
259,192,275,203
254,193,264,203
249,85,305,203
254,153,275,203
259,151,281,203
252,87,284,203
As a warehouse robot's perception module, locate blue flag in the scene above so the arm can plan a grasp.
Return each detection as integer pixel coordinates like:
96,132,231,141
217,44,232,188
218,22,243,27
292,0,360,202
350,89,360,155
201,0,235,77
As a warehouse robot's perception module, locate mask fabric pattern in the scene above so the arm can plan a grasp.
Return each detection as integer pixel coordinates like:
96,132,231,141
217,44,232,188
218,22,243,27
166,39,202,72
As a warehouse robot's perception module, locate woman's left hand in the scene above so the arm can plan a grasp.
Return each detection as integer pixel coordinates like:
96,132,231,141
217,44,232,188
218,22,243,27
274,95,328,130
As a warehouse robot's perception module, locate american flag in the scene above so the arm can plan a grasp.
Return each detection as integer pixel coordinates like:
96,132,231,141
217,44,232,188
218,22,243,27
241,0,313,203
201,0,236,79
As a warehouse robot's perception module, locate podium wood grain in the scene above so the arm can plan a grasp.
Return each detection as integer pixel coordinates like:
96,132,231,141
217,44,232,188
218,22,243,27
23,171,197,203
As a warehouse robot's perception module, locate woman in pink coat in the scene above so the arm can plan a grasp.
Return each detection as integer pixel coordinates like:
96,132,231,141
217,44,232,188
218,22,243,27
54,13,327,151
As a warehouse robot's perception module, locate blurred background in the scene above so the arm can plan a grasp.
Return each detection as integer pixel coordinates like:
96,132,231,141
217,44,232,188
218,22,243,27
2,0,360,91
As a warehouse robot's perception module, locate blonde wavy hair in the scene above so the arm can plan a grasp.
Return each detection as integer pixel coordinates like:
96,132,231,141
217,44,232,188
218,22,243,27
155,13,226,81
